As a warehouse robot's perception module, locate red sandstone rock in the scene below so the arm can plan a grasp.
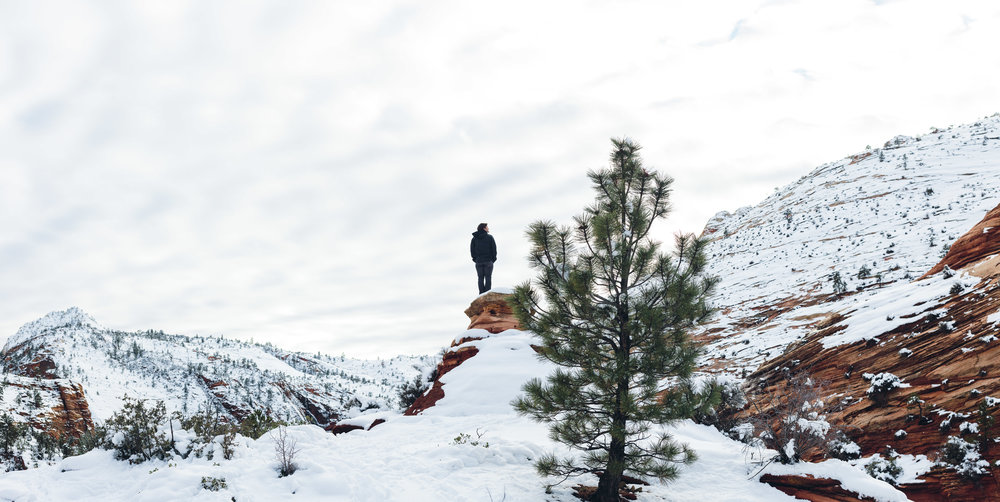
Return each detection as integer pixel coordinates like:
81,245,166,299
2,341,59,379
404,346,480,415
745,278,1000,499
463,292,521,336
923,202,1000,278
759,474,868,502
3,377,94,439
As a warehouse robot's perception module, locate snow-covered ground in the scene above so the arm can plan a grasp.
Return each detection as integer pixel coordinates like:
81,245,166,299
0,329,915,502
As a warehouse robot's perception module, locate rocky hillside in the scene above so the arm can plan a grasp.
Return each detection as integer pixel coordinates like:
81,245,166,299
1,307,431,468
749,202,1000,500
696,115,1000,376
692,114,1000,500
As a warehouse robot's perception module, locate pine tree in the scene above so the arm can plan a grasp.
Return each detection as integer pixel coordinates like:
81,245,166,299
511,138,718,501
830,271,847,296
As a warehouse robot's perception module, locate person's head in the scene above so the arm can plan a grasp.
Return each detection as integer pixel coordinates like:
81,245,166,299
477,222,489,232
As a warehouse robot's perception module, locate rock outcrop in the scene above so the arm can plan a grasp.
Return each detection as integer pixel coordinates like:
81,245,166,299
2,339,59,379
759,474,869,502
463,291,521,335
922,202,1000,278
404,292,520,415
1,375,94,439
403,345,480,416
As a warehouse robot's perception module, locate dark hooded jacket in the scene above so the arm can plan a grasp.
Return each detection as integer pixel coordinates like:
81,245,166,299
470,230,497,263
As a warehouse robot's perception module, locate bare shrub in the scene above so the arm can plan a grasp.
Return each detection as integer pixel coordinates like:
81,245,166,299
745,373,838,464
271,426,300,477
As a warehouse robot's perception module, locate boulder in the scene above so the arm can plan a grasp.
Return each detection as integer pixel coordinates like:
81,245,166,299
463,291,521,335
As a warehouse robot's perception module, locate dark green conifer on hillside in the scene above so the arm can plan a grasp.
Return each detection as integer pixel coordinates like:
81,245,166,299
511,138,719,502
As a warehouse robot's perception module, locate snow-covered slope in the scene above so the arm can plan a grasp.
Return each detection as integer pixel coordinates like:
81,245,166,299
0,305,914,502
2,307,432,424
698,115,1000,374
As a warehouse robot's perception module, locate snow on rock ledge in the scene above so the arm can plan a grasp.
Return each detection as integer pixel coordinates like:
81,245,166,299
405,291,539,416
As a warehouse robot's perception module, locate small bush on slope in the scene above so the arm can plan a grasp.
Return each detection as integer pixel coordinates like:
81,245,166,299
0,412,28,471
101,397,172,464
864,447,903,484
177,408,242,460
688,378,745,436
239,409,286,440
397,374,431,410
938,436,990,481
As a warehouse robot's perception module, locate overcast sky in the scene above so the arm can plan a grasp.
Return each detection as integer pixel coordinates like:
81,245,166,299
2,0,998,358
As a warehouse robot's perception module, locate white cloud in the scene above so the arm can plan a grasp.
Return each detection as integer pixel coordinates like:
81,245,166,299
1,0,999,356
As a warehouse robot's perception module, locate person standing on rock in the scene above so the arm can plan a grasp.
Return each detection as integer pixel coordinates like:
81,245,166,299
470,223,497,294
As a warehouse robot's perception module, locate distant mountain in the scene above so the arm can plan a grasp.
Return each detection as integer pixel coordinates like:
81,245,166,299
1,308,431,454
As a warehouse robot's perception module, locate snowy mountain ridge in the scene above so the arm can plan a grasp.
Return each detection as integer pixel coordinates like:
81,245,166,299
6,307,103,349
2,307,432,426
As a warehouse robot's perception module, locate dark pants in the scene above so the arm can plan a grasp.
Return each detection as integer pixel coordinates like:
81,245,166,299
475,262,494,294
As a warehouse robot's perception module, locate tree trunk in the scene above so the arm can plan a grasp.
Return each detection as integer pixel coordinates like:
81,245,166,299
594,267,630,502
594,379,627,502
593,437,625,501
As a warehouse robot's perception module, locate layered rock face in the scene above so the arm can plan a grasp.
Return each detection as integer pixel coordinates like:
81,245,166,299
405,292,521,415
1,375,94,439
2,310,97,438
748,203,1000,501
